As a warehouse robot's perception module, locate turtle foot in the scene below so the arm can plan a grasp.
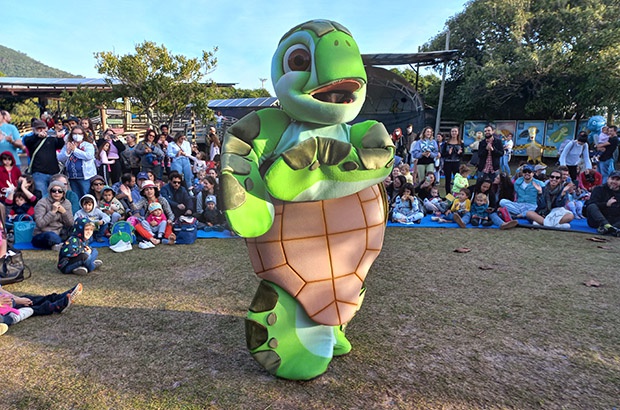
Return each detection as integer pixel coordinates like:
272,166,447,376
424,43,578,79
333,325,352,356
245,281,335,380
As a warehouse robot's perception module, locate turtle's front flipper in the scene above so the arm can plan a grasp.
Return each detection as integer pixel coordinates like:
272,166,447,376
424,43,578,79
245,281,336,380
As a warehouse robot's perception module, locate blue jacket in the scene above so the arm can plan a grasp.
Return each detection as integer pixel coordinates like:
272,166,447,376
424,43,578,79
514,177,544,205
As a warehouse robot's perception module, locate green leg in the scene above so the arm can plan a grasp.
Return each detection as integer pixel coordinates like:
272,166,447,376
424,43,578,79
333,285,366,357
245,281,335,380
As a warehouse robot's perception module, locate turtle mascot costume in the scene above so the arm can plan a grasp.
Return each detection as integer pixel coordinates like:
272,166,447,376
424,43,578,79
221,19,395,380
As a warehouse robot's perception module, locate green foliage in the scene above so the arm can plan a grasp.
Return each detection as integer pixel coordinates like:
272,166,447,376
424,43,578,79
10,99,39,125
424,0,620,121
0,44,77,77
95,41,218,126
59,87,121,119
390,68,441,107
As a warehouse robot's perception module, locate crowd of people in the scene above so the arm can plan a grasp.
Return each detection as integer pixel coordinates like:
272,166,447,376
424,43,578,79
387,122,620,234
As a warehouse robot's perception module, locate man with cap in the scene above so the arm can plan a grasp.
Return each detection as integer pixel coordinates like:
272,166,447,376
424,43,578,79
22,119,65,196
0,110,25,170
499,164,545,219
585,170,620,236
113,173,143,215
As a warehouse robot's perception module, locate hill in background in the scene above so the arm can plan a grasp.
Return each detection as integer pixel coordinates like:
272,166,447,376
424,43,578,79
0,44,79,78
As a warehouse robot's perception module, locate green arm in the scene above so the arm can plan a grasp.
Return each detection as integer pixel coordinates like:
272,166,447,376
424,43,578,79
221,109,291,237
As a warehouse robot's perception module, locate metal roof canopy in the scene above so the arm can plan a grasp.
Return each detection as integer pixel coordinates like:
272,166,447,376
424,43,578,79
0,77,120,93
208,97,279,109
361,50,459,67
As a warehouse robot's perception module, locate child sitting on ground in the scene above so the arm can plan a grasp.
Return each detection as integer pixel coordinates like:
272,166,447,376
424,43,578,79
74,194,110,242
391,183,424,224
565,184,587,219
423,187,450,220
439,188,471,223
99,186,125,225
58,218,103,275
200,195,227,231
468,192,493,226
451,164,471,195
145,202,168,240
8,191,35,220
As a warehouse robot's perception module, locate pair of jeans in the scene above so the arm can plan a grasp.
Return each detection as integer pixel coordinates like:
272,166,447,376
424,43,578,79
171,156,193,190
62,248,99,273
500,154,511,175
598,158,616,184
461,211,504,226
498,199,537,218
69,178,91,199
31,231,63,249
32,172,52,197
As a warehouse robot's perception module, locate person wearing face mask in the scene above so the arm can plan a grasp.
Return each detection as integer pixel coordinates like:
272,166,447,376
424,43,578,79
57,125,97,198
22,119,65,196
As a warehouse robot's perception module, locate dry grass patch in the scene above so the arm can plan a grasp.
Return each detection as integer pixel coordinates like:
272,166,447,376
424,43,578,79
1,228,619,409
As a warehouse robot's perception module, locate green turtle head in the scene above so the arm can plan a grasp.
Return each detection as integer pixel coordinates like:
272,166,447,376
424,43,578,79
271,20,367,125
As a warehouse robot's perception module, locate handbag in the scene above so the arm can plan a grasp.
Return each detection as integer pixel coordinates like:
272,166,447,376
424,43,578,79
0,248,31,285
173,216,198,245
497,207,512,222
13,215,36,244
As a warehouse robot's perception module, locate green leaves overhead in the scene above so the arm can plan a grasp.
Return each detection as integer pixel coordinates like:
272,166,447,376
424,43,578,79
424,0,620,121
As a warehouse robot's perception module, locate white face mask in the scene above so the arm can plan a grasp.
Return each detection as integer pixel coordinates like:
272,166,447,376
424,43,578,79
73,134,83,142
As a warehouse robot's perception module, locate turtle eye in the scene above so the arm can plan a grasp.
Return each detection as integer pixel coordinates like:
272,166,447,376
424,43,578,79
283,44,311,73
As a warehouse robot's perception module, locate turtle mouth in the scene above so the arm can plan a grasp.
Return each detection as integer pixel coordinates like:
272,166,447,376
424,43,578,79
311,79,361,104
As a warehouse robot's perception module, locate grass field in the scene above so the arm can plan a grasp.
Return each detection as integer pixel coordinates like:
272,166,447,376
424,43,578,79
1,227,619,409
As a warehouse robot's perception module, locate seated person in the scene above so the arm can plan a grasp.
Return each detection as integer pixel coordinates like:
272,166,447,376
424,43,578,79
391,183,424,224
440,188,471,223
578,168,602,193
74,194,110,242
585,170,620,236
453,192,518,229
499,164,544,219
424,186,450,216
57,218,103,274
8,191,35,221
99,186,125,225
1,282,83,332
199,195,227,231
145,202,169,241
31,181,74,250
114,173,146,216
159,171,194,219
525,169,574,229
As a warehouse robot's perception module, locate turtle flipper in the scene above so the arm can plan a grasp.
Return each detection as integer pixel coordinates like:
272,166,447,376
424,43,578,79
245,281,336,380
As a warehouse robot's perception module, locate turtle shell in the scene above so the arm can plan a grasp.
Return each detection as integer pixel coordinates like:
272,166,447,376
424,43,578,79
246,185,387,326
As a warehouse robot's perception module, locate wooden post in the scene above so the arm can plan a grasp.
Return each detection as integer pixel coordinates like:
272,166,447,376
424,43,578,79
100,104,108,131
123,97,131,131
191,110,196,142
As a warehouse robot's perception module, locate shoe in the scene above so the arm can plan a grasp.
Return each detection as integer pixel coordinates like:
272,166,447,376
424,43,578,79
532,221,541,226
139,241,155,249
597,224,615,235
68,283,83,307
72,266,88,275
52,243,63,252
453,213,466,228
93,260,103,269
557,223,571,229
8,307,34,324
0,323,7,336
431,216,439,221
51,296,70,313
500,220,519,230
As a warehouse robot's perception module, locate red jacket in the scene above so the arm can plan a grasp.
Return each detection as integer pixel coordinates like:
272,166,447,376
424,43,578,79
0,150,22,200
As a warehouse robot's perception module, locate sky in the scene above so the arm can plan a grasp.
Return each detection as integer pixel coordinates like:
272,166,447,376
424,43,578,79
2,0,466,95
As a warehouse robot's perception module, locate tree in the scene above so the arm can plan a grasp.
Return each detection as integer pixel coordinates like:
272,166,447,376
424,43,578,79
424,0,620,121
95,41,218,127
390,68,441,108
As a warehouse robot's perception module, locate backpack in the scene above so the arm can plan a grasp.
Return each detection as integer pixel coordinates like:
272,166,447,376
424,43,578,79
109,221,136,245
173,216,198,245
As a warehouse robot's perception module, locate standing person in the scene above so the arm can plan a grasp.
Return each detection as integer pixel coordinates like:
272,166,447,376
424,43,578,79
559,131,592,182
99,129,125,184
121,133,141,176
167,133,194,190
500,133,514,175
395,127,410,164
57,126,97,198
208,129,221,162
80,118,96,141
160,124,172,143
97,140,115,184
585,170,620,235
596,126,618,184
0,151,21,203
22,119,65,195
411,126,439,184
477,124,504,180
134,130,164,178
0,110,25,171
441,126,464,194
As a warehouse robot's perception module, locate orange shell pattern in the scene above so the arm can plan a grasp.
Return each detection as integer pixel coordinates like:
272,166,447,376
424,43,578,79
246,185,387,326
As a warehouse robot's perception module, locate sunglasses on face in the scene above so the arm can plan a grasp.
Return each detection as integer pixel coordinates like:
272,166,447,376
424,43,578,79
171,181,181,185
548,175,561,179
50,189,64,194
93,182,104,186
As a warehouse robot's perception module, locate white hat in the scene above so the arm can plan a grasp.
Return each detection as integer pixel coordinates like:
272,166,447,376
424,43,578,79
109,240,132,253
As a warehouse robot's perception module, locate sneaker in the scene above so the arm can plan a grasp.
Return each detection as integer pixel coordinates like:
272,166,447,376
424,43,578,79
72,266,89,275
557,223,571,230
532,221,541,226
51,296,70,313
93,260,103,270
52,243,63,252
9,307,34,324
0,323,7,336
500,220,519,230
68,283,83,307
139,241,155,249
431,216,440,221
453,213,466,228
